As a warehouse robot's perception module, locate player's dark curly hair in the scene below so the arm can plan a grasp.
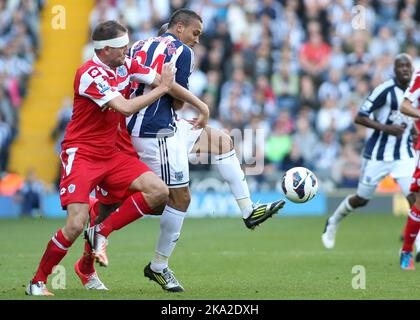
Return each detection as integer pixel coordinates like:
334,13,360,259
168,9,202,28
92,20,127,41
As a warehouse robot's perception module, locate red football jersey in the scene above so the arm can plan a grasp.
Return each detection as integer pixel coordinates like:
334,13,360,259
62,54,155,158
404,70,420,150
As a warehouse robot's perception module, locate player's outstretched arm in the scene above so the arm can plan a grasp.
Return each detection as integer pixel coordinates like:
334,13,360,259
354,114,406,137
169,83,209,127
400,98,420,119
148,73,209,128
150,73,209,116
107,63,175,116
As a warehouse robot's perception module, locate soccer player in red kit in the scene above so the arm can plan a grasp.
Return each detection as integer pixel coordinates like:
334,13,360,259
25,20,175,296
399,67,420,270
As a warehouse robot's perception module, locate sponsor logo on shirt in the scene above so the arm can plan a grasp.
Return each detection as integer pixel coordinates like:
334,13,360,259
96,78,111,94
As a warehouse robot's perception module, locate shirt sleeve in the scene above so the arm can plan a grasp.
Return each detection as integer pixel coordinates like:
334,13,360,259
404,74,420,103
175,45,194,89
129,57,157,85
358,83,391,116
78,67,120,107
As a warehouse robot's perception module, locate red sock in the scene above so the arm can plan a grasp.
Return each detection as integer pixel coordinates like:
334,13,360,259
89,197,99,226
97,192,151,237
78,241,95,274
32,229,73,283
402,205,420,252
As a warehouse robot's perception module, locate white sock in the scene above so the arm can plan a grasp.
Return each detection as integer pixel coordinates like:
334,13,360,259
151,205,186,272
214,150,252,218
329,195,354,225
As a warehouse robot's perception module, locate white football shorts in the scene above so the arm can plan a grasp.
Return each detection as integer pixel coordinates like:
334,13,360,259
132,119,203,188
357,158,416,199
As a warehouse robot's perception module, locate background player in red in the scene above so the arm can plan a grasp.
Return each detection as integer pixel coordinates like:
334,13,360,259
399,66,420,270
25,20,175,296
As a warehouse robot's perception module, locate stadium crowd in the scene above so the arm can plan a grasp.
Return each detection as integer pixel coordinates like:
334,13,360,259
2,0,420,204
0,0,44,172
82,0,420,192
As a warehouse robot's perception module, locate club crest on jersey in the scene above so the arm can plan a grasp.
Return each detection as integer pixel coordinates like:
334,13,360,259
175,171,184,182
100,188,108,196
68,184,76,193
117,65,128,77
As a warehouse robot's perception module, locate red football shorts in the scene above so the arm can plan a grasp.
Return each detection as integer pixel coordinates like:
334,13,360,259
410,151,420,193
59,147,151,209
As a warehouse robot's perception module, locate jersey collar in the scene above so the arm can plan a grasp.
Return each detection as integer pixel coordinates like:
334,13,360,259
162,32,179,41
393,77,408,91
92,53,117,76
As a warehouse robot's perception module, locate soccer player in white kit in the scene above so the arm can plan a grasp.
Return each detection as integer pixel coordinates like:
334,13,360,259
322,54,416,250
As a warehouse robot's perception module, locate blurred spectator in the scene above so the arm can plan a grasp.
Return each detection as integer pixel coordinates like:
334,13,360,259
16,168,44,217
369,25,399,60
318,68,350,103
89,0,119,32
316,97,353,134
298,23,331,81
292,114,318,165
264,110,294,167
50,97,72,189
346,36,372,86
280,143,306,172
298,74,320,111
0,111,12,172
271,62,299,112
254,75,277,117
218,68,255,126
331,128,362,187
312,130,341,190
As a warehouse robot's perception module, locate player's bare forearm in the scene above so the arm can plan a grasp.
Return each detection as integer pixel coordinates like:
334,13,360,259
106,85,170,116
354,114,385,131
354,114,404,136
169,83,209,116
149,74,206,112
400,98,420,119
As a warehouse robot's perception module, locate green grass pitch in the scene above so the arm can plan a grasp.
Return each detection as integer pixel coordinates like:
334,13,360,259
0,214,419,300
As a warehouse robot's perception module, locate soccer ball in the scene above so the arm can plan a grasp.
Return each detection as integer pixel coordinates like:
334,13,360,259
281,167,318,203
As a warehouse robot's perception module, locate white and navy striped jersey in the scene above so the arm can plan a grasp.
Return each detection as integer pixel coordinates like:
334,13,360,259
126,33,194,138
358,78,414,161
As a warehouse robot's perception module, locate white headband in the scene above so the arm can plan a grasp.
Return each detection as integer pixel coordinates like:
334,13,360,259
93,34,129,49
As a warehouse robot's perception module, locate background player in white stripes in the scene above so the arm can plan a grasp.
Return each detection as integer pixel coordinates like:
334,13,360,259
322,53,417,249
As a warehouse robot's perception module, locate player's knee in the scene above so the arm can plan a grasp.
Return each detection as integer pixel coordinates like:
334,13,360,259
221,134,233,154
149,181,169,207
182,190,191,207
65,214,87,240
168,189,191,211
213,130,233,155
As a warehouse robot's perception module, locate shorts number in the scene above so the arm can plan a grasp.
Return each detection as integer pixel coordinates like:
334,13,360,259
60,147,78,176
